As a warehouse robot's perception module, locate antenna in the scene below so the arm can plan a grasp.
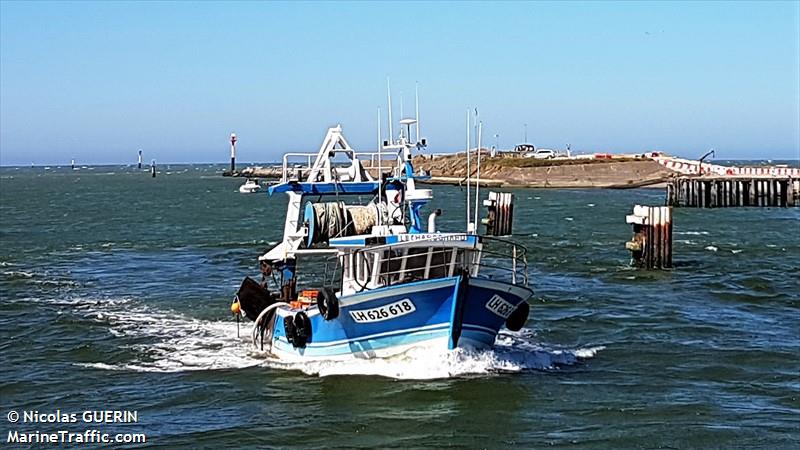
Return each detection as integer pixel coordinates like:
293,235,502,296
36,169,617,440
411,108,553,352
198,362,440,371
465,109,471,231
387,78,393,143
474,108,479,158
376,107,381,151
474,121,483,227
415,82,420,142
377,106,383,179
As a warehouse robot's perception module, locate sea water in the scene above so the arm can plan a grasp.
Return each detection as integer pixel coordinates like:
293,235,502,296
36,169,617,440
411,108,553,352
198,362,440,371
0,164,798,448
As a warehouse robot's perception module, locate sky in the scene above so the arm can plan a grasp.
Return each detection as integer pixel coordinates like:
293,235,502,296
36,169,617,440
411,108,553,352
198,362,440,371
1,1,798,165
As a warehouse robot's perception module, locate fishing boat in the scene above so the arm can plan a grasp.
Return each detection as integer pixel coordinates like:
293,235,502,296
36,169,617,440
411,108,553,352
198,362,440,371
238,178,261,193
231,113,533,362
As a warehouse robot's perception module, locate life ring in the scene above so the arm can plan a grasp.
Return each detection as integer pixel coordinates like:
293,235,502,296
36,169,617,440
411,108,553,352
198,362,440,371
505,301,529,332
284,311,312,348
317,288,339,320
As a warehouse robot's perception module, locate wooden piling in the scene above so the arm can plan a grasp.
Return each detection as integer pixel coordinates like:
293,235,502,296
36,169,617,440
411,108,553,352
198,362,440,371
625,205,673,269
666,176,798,208
482,191,514,236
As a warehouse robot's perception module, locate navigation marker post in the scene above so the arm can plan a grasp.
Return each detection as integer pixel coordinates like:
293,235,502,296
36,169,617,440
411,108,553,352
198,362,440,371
230,133,237,173
138,149,143,169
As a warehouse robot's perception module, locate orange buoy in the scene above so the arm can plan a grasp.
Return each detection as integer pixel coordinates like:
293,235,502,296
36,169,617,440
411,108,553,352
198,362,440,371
230,299,241,315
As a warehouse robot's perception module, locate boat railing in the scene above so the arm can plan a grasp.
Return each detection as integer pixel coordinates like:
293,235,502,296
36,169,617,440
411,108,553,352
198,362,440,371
321,234,529,293
280,153,316,183
322,253,344,290
477,235,529,285
280,151,401,183
353,152,402,179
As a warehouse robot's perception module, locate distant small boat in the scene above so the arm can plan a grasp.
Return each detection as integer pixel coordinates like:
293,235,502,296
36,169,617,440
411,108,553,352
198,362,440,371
238,178,261,193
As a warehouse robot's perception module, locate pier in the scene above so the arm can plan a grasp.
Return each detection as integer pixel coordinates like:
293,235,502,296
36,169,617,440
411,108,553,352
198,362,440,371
666,177,800,208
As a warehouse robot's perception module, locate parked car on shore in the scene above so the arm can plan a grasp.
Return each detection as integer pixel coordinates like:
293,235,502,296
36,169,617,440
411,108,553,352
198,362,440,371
514,144,535,153
524,148,557,159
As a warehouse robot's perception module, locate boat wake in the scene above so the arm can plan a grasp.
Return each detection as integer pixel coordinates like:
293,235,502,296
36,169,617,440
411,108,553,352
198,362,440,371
262,335,603,379
64,296,601,379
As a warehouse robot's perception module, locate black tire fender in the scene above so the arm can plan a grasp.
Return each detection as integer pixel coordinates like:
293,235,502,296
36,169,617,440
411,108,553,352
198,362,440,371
317,287,340,320
505,301,529,332
283,315,296,346
292,311,312,347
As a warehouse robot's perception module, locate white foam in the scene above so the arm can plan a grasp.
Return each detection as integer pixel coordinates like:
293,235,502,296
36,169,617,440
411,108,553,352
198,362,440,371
50,296,259,373
2,270,34,278
64,296,601,379
261,337,603,380
705,246,718,252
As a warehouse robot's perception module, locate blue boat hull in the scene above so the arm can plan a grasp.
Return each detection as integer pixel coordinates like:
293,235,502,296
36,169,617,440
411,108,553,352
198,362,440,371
267,276,533,361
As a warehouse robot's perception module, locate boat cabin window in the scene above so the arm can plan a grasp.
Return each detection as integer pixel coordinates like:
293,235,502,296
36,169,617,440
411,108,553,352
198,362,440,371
339,245,479,294
377,246,473,286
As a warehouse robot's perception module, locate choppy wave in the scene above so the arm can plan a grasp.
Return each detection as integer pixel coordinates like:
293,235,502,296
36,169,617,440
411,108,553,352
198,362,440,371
71,296,599,379
1,269,79,287
2,270,35,279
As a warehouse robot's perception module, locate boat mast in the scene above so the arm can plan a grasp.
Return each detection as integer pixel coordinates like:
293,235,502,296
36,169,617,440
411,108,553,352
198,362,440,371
399,92,403,127
387,78,393,144
465,109,471,232
377,106,383,180
474,120,482,227
415,82,420,142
